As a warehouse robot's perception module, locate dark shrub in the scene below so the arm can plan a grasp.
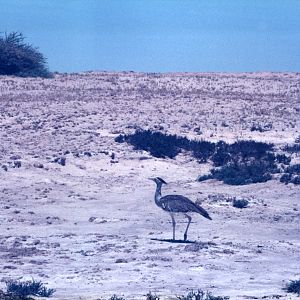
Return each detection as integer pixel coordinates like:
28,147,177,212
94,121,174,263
232,198,249,208
108,296,126,300
211,141,231,167
209,160,275,185
211,140,273,167
115,130,215,161
117,129,284,185
280,164,300,185
283,143,300,153
228,140,273,160
275,154,291,165
189,140,215,163
146,292,160,300
197,174,214,182
250,123,272,132
280,173,292,184
6,279,55,298
0,32,52,78
292,176,300,185
286,164,300,175
118,130,181,158
177,289,229,300
284,279,300,295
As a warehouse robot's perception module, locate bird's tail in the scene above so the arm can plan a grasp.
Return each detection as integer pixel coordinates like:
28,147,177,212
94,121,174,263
194,204,212,220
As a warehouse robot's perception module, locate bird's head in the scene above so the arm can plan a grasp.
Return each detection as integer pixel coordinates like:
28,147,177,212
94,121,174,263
149,177,167,185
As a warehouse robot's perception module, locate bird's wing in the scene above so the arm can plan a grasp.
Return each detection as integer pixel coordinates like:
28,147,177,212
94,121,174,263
160,195,212,220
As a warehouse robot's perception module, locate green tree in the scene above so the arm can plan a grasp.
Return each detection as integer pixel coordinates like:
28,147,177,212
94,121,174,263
0,31,52,78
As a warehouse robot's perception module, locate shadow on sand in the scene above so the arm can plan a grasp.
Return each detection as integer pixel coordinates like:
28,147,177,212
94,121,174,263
150,238,197,244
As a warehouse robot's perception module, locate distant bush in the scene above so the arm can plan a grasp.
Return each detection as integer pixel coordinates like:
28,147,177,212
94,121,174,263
209,161,274,185
201,141,276,185
0,32,52,78
286,164,300,175
116,129,295,185
232,198,249,208
146,292,160,300
284,279,300,295
115,130,215,162
177,289,229,300
283,143,300,153
108,295,126,300
250,123,272,132
5,279,55,299
275,154,291,165
197,174,214,182
211,140,273,167
280,164,300,185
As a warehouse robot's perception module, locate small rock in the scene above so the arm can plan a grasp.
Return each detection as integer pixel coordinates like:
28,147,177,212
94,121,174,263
33,162,44,168
12,161,22,168
1,165,8,171
115,258,128,263
89,217,96,222
10,155,21,160
57,157,66,166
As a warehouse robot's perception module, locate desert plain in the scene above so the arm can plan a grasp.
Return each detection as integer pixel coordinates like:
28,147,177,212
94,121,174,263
0,72,299,299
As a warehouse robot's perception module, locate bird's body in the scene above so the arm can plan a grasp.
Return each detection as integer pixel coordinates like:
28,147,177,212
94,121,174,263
150,177,212,241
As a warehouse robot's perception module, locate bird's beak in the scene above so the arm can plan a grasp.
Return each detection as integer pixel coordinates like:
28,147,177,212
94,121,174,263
148,177,155,181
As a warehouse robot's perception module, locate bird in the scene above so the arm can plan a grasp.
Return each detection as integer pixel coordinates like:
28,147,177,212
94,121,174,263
149,177,212,241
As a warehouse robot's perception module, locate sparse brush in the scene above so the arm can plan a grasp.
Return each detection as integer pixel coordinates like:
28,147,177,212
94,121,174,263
283,143,300,153
208,160,275,185
232,198,249,209
177,289,229,300
115,130,215,161
6,279,55,298
146,291,160,300
284,279,300,295
116,129,295,186
280,164,300,185
108,295,126,300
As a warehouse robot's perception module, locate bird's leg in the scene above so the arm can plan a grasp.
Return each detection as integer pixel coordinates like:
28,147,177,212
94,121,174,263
184,214,192,241
170,213,176,240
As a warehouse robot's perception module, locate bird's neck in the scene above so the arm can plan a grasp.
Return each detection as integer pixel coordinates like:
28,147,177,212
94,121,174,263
154,183,162,205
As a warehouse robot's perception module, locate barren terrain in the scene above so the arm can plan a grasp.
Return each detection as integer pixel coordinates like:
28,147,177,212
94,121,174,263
0,72,299,299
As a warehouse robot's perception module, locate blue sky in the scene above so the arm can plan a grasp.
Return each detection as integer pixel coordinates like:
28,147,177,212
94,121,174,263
1,0,300,72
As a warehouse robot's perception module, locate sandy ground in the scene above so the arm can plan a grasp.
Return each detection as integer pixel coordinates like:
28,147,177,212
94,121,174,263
0,72,299,299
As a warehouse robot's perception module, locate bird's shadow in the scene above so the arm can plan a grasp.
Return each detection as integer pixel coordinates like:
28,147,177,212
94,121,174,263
150,238,197,244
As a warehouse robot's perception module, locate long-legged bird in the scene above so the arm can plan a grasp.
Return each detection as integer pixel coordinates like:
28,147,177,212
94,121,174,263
149,177,212,241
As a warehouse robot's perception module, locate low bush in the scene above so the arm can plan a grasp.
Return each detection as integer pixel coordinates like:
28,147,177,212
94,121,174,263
232,198,249,208
209,159,276,185
250,123,272,132
283,143,300,153
177,289,229,300
5,279,55,299
275,154,291,165
108,295,126,300
115,130,215,162
146,292,160,300
280,164,300,185
284,279,300,295
116,129,294,185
